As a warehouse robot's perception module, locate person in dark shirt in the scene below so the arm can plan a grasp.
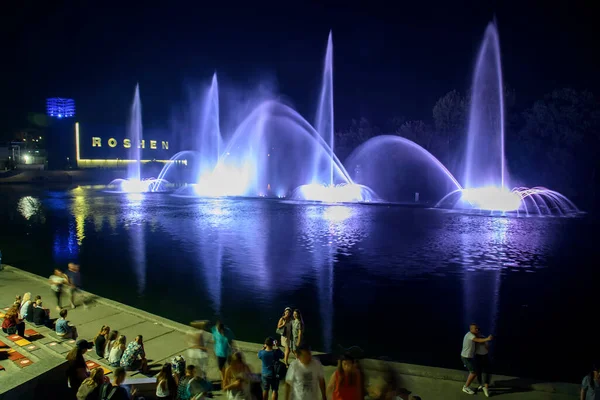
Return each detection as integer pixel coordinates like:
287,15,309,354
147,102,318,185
94,325,111,358
66,339,93,395
258,337,285,400
32,299,50,327
101,367,137,400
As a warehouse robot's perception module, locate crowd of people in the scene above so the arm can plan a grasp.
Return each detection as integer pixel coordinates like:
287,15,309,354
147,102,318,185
3,263,600,400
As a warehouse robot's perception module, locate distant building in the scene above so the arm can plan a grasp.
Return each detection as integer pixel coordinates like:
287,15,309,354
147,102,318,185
46,98,75,119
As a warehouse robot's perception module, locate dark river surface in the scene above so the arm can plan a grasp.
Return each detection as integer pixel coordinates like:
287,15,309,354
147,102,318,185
0,184,597,383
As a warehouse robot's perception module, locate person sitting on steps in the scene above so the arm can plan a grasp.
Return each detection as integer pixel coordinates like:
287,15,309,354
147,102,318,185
56,308,78,339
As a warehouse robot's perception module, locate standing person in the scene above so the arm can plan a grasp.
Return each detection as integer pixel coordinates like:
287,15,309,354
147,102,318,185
258,337,285,400
285,345,326,400
190,319,235,382
327,354,362,400
94,325,111,358
222,352,252,400
277,307,293,366
186,331,209,379
581,363,600,400
461,323,493,395
120,335,149,374
291,310,304,358
66,263,87,309
66,340,94,396
475,328,492,397
49,269,68,311
212,321,235,382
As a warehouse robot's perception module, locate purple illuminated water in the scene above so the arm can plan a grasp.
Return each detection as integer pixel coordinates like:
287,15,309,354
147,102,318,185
463,22,507,190
314,31,335,187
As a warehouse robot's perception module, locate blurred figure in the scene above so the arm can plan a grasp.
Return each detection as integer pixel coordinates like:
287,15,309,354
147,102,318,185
213,321,235,381
580,362,600,400
327,353,362,400
49,269,68,311
460,323,493,395
258,337,285,400
186,331,209,379
277,307,293,366
291,310,305,358
285,345,326,400
66,263,87,309
223,352,252,400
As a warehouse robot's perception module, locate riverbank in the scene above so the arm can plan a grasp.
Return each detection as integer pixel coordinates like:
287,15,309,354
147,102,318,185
0,264,579,399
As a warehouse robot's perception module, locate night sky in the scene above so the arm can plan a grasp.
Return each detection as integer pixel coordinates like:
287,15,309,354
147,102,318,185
2,1,598,135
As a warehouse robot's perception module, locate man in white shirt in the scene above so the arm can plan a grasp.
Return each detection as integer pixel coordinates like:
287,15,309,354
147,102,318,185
285,345,326,400
461,323,493,395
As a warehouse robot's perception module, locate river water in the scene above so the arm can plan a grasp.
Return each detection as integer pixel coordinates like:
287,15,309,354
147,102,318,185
0,184,596,382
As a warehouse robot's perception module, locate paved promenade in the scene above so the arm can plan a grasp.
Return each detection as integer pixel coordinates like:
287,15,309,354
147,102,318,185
0,265,579,399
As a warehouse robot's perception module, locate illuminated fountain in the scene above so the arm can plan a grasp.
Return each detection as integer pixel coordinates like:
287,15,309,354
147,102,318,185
291,31,376,203
434,22,579,215
154,33,377,202
108,84,167,193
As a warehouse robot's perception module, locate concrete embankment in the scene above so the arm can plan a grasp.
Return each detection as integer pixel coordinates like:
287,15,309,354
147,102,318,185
0,265,579,399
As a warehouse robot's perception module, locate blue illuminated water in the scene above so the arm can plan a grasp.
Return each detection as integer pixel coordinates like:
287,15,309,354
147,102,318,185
0,185,596,383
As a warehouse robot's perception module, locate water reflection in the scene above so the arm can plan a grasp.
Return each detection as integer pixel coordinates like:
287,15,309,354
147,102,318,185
124,193,147,294
17,196,42,220
461,216,507,342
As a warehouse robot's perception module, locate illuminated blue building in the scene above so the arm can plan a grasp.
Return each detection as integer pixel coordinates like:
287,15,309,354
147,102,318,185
46,98,75,118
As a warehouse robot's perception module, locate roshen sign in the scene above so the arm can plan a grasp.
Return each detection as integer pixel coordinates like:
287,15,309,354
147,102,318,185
91,137,169,150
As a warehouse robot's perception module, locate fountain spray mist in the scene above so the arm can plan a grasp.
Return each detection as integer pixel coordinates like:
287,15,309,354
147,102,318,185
315,31,334,186
127,84,143,182
463,22,506,189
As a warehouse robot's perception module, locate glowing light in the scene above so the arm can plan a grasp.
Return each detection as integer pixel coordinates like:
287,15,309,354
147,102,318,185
194,164,252,197
17,196,41,220
75,122,80,162
108,178,168,193
23,154,30,163
460,186,522,212
293,183,377,203
323,205,354,222
46,98,75,118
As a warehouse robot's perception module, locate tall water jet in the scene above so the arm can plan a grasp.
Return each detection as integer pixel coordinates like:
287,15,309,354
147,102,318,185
128,84,143,182
314,31,335,186
463,22,506,190
196,73,222,183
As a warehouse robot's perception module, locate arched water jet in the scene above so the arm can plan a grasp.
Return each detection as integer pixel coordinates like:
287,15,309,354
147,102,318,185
345,135,462,203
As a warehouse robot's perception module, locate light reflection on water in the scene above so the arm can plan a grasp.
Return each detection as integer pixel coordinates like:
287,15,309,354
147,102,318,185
2,187,593,381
